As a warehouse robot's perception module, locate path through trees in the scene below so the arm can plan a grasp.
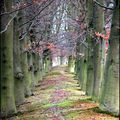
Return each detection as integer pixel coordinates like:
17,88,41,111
6,66,118,120
0,0,119,119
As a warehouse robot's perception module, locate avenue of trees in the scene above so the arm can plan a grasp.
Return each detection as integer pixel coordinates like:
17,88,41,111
0,0,119,118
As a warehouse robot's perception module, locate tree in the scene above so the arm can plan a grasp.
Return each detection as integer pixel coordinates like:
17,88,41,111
92,0,104,101
13,13,25,105
100,0,119,116
19,10,32,97
68,55,75,73
85,0,94,96
0,0,16,117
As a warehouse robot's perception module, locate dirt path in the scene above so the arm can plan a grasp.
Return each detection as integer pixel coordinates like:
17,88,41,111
9,66,118,120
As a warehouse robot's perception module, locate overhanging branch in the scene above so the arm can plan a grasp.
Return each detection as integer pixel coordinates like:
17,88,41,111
93,0,115,10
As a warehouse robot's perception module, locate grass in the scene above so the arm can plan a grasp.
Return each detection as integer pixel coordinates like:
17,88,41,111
43,100,73,108
41,97,93,109
58,100,73,107
78,97,93,102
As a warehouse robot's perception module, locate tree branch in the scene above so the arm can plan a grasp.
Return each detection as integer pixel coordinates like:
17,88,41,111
93,0,115,10
19,0,55,28
0,3,33,16
0,14,17,34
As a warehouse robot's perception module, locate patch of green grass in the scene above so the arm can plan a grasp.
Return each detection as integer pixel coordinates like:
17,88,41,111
42,103,55,108
43,100,73,108
58,100,73,107
77,97,93,102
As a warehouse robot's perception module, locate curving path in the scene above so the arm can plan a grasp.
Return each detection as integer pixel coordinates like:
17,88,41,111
9,66,118,120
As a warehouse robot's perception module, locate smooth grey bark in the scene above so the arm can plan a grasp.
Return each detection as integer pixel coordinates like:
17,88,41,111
78,45,86,90
100,1,119,115
32,53,37,85
92,0,104,101
0,0,16,117
81,51,87,91
39,54,43,81
86,0,94,96
19,10,32,97
13,17,25,105
32,53,40,85
27,51,35,92
20,39,32,97
75,43,81,84
43,49,52,74
36,54,42,82
68,56,75,73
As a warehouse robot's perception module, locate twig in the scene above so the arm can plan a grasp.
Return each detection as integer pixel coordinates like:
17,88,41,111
0,14,17,34
0,3,33,16
93,0,115,10
19,0,55,28
19,32,27,41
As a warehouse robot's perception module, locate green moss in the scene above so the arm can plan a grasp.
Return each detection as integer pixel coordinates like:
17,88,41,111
42,103,56,108
90,107,119,117
58,101,73,107
77,97,93,103
43,100,73,108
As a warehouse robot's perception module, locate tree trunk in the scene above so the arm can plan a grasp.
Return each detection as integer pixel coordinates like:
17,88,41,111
13,16,25,105
43,49,52,74
75,43,81,85
19,9,32,97
27,52,35,92
32,53,40,85
81,53,87,91
92,0,104,101
0,0,16,117
32,53,38,85
100,1,119,115
36,54,42,82
86,0,94,96
44,56,51,73
68,56,75,73
39,54,43,81
20,39,32,97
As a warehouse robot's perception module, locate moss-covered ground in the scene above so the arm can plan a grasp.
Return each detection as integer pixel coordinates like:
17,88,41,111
7,66,118,120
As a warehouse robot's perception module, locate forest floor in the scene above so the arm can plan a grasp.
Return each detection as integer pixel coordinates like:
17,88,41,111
8,66,118,120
